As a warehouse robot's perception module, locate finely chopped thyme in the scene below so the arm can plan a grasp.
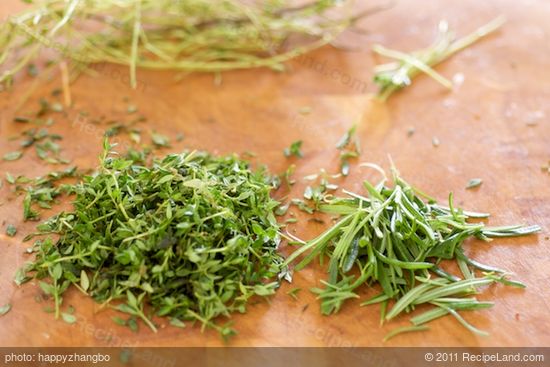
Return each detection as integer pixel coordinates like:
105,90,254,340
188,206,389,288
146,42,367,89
283,165,540,340
19,140,287,338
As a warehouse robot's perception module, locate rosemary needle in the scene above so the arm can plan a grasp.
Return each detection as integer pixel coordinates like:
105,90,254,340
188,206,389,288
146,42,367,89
383,325,429,342
286,288,302,300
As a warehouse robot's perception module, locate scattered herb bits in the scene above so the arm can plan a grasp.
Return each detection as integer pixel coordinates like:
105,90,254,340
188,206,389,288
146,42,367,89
112,316,127,327
61,312,77,324
3,151,23,161
284,140,304,158
0,304,11,316
20,141,287,338
14,117,30,123
284,165,539,339
151,132,170,148
466,178,483,189
286,288,302,300
19,166,79,221
6,225,17,237
170,318,186,329
336,125,361,176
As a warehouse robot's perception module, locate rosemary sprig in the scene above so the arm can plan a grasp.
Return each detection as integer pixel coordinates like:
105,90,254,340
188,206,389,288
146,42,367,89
283,164,539,339
373,16,506,101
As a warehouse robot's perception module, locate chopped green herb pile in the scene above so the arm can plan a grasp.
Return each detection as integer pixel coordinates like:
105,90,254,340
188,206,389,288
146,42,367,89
284,165,539,339
373,16,506,100
19,141,287,338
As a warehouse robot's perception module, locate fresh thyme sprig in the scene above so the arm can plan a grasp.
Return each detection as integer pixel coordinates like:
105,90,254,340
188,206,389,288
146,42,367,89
283,164,540,339
19,140,287,339
373,16,506,101
0,0,359,89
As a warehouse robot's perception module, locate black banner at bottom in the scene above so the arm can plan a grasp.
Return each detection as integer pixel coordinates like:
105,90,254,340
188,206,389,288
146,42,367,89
0,347,547,367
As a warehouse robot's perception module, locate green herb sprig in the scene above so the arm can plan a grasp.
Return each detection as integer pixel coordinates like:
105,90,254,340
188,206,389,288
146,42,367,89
19,140,287,338
373,16,506,101
0,0,359,89
283,164,539,339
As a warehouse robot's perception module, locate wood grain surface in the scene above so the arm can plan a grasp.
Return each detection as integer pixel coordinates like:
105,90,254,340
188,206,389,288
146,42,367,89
0,0,549,348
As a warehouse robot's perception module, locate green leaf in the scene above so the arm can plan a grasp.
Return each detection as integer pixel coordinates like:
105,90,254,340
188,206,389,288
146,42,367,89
6,225,17,237
51,264,63,280
157,174,174,184
3,151,23,161
169,318,186,328
151,132,170,147
336,125,357,149
80,270,90,292
112,316,127,326
39,281,55,295
0,304,11,316
127,317,139,332
115,304,137,316
466,178,483,189
126,291,138,308
6,173,16,184
61,312,77,324
14,268,30,286
283,140,303,158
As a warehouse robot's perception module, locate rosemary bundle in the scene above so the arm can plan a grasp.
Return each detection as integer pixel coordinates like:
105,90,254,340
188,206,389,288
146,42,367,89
18,140,286,338
284,165,540,339
0,0,356,88
373,16,506,100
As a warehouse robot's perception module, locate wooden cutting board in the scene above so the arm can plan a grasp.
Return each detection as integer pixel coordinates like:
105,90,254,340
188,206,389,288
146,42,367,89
1,0,549,347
